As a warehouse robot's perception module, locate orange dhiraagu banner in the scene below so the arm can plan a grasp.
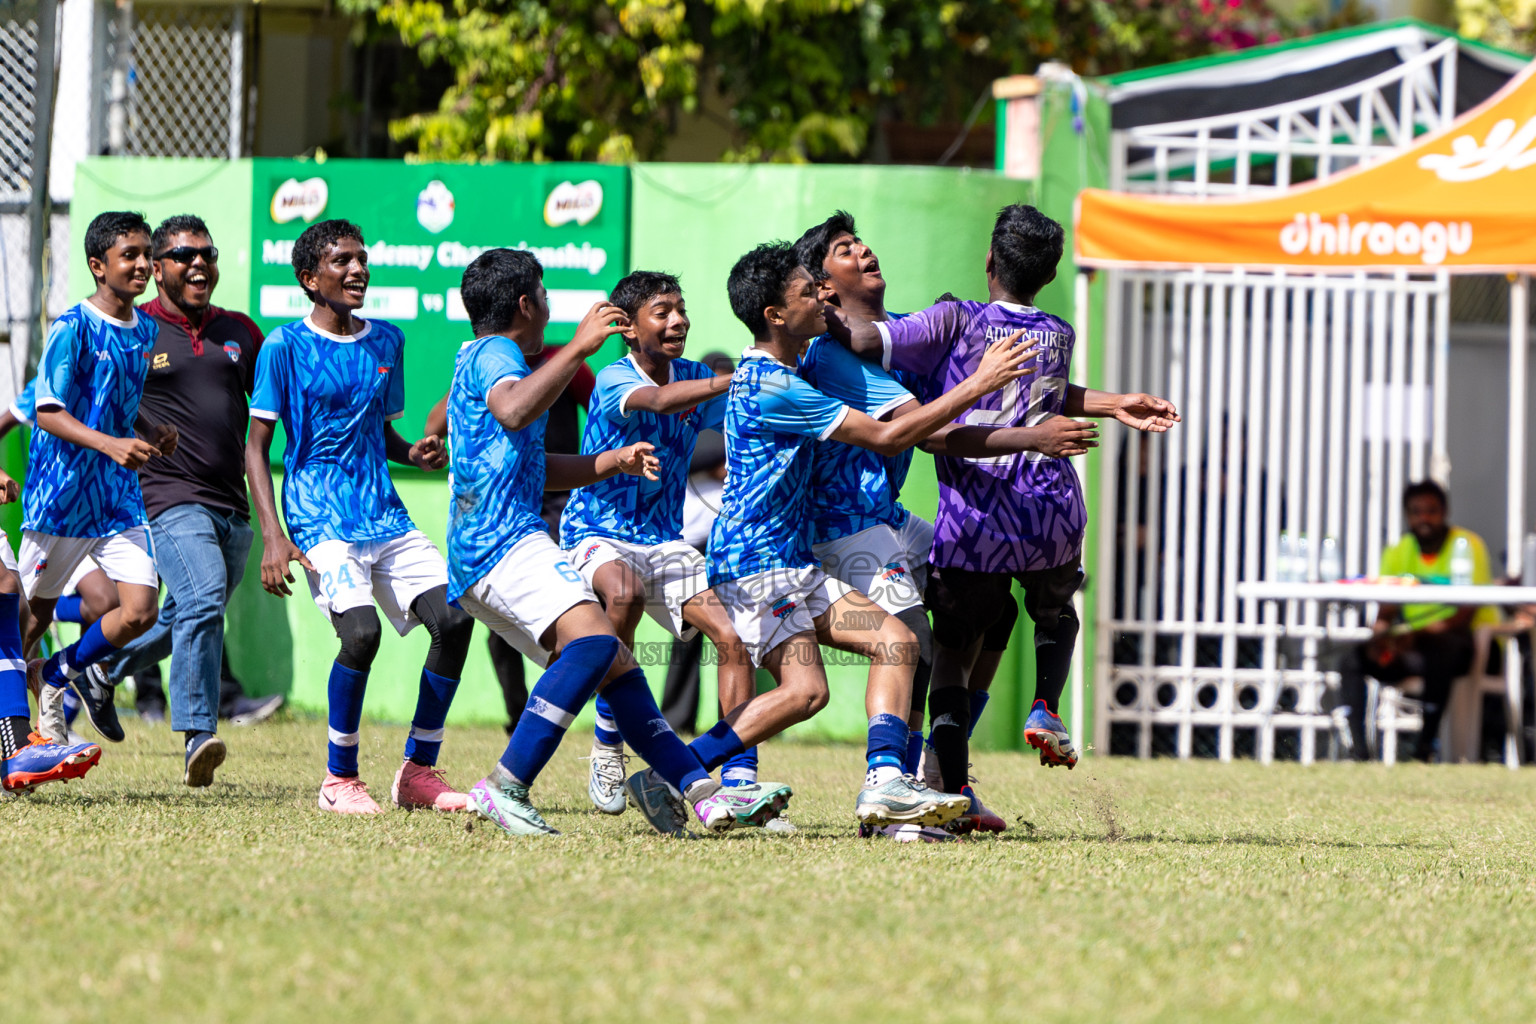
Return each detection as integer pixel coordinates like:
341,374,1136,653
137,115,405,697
1076,62,1536,273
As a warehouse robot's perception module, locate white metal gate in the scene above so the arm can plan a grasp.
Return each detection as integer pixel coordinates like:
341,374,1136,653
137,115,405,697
1094,269,1451,761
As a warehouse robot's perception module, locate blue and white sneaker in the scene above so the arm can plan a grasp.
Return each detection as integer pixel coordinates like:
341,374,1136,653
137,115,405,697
469,768,559,836
623,767,690,837
2,733,102,792
855,775,968,827
587,741,629,816
1023,700,1078,768
693,782,793,833
69,664,125,743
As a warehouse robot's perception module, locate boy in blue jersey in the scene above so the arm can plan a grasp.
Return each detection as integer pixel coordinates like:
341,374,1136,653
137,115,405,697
795,212,1099,837
558,271,759,817
18,211,181,777
446,248,791,837
246,219,476,816
706,242,1032,829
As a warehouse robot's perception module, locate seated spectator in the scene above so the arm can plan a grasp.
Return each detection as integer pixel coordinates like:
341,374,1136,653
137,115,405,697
1337,481,1496,761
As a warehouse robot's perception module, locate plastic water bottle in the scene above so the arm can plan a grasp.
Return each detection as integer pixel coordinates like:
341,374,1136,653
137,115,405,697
1522,533,1536,587
1278,531,1295,582
1450,535,1474,586
1296,534,1312,582
1320,536,1342,583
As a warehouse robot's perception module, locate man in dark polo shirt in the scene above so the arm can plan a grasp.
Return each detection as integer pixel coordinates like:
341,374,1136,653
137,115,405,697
89,214,266,786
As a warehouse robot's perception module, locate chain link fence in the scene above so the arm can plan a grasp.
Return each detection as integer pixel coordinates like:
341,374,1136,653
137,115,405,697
118,3,245,159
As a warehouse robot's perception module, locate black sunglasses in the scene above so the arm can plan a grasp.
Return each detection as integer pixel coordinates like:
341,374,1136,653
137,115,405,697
154,245,219,264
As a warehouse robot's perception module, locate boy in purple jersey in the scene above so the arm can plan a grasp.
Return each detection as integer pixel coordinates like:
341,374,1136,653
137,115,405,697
829,205,1177,795
796,211,1099,839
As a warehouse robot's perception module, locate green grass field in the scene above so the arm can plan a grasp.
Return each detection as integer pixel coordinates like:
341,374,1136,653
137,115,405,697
7,717,1536,1024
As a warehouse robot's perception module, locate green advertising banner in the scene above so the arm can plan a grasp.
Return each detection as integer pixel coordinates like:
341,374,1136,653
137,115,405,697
248,159,631,434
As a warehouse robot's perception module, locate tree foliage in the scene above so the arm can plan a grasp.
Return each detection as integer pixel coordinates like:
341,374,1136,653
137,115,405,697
1456,0,1536,52
344,0,1301,163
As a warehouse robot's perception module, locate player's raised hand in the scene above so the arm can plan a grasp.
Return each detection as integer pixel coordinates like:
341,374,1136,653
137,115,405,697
1113,393,1181,432
972,330,1039,394
615,442,660,481
571,302,631,357
0,469,17,504
260,535,315,598
102,435,161,470
1032,416,1099,458
410,433,448,471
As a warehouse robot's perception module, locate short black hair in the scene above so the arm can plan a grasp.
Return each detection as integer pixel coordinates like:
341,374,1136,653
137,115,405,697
1403,479,1449,511
610,270,682,320
461,248,543,337
292,219,365,299
699,350,734,375
727,242,800,339
152,214,212,255
793,210,858,282
989,204,1063,301
84,211,152,268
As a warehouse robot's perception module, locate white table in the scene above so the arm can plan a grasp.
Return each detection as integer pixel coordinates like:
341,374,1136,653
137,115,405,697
1237,581,1536,768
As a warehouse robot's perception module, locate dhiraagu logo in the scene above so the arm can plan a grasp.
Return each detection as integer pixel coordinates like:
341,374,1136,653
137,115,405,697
544,180,603,227
270,178,328,224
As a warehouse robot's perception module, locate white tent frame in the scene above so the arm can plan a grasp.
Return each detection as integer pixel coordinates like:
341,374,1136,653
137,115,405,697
1084,44,1532,766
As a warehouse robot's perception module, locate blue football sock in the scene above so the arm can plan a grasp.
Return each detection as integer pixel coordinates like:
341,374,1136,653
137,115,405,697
904,729,924,774
0,593,27,719
721,748,758,787
601,667,709,794
404,668,459,766
866,713,908,772
52,594,84,624
967,690,990,739
327,661,369,777
688,719,746,772
498,634,619,785
593,694,623,746
42,619,119,689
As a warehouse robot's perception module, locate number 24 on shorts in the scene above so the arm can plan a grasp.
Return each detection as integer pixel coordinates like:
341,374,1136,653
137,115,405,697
321,564,360,601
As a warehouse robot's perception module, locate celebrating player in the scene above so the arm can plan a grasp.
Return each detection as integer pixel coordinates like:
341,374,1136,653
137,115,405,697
828,204,1178,798
20,211,177,764
555,271,761,817
701,241,1032,830
445,248,790,838
246,218,476,816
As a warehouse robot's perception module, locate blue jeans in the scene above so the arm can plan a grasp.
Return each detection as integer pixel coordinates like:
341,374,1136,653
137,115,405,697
106,504,254,733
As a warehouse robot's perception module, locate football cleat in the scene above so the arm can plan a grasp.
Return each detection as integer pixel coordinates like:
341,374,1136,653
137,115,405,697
585,741,629,815
855,775,968,828
2,733,102,792
1023,700,1079,768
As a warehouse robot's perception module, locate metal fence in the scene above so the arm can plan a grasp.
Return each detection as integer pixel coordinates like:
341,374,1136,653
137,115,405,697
109,2,246,159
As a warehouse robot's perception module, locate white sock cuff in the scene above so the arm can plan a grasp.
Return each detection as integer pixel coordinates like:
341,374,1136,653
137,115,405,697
328,728,360,747
527,696,576,730
409,726,446,742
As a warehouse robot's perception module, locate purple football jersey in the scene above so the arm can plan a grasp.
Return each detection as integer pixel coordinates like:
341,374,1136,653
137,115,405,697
876,300,1084,573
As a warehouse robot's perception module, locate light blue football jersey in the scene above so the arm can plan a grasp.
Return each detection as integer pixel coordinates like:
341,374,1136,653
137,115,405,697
8,379,36,426
706,348,849,587
250,316,413,552
797,330,918,545
22,302,159,537
445,335,552,603
560,354,726,550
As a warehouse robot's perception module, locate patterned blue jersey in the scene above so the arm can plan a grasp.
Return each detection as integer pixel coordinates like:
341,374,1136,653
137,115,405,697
560,355,727,549
707,349,849,587
798,330,918,544
23,302,159,537
446,336,551,602
250,317,413,551
8,379,36,426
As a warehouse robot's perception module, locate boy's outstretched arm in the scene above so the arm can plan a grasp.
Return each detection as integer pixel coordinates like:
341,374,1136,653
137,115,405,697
1064,385,1180,432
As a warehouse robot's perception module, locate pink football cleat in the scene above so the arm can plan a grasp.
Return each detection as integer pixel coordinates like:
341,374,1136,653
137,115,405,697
317,773,384,814
391,760,470,812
